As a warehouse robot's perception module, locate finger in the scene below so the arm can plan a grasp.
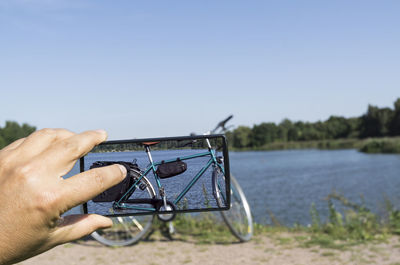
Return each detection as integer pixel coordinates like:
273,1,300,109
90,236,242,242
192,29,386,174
35,130,108,176
0,138,26,152
16,128,75,157
53,214,112,244
41,130,107,168
61,164,127,209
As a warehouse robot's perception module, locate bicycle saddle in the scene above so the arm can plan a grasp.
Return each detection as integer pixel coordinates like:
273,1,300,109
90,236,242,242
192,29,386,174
141,141,160,146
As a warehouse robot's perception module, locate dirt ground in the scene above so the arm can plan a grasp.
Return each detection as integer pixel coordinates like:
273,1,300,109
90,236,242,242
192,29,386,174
19,234,400,265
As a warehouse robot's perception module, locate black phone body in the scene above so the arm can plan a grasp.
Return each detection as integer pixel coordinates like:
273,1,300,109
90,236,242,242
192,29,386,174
81,134,230,217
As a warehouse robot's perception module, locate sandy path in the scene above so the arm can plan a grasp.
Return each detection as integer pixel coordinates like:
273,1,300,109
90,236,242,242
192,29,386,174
18,235,400,265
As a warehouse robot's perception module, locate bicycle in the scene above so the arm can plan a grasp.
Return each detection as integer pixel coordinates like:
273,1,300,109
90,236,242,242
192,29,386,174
202,115,253,242
82,116,253,246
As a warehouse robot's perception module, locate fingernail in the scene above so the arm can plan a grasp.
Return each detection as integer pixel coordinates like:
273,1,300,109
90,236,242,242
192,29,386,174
118,164,127,178
95,129,107,136
95,129,108,140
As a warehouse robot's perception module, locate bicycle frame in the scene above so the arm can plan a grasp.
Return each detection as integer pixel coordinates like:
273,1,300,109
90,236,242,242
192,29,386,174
115,147,225,213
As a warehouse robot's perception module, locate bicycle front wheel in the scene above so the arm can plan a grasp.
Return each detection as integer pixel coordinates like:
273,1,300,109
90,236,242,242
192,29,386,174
81,176,156,246
213,171,253,242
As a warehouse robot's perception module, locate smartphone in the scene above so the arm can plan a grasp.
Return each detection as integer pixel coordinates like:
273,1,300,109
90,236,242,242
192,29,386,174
81,134,230,217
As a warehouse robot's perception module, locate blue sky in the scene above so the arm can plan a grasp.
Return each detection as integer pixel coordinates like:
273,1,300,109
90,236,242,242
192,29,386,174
0,1,399,139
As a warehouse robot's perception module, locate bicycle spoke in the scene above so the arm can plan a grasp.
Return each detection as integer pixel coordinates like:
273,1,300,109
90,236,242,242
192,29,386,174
130,216,144,231
220,175,253,242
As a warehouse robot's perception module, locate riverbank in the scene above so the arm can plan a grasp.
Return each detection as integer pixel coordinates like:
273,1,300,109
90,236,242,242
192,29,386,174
19,232,400,265
21,194,400,264
359,137,400,154
230,136,400,154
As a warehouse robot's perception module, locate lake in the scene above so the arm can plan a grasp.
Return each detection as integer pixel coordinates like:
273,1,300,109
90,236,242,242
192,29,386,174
230,149,400,225
66,149,400,226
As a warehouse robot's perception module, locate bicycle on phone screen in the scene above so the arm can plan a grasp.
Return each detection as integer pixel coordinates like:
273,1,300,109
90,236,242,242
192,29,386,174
82,116,253,246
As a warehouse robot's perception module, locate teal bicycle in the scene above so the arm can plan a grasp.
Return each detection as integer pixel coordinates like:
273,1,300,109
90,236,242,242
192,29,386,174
83,116,253,246
84,134,229,216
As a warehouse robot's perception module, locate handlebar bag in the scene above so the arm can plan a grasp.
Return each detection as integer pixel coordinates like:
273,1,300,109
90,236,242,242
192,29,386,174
156,159,187,179
90,161,138,202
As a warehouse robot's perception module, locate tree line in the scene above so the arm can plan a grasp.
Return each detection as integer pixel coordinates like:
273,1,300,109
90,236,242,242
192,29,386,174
1,98,400,151
226,98,400,149
0,121,36,149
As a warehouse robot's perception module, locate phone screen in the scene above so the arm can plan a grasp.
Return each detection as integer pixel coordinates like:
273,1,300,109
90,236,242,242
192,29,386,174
81,135,230,217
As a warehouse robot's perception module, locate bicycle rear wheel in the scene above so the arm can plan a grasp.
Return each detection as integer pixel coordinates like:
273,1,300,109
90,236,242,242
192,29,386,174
81,176,156,246
213,171,253,242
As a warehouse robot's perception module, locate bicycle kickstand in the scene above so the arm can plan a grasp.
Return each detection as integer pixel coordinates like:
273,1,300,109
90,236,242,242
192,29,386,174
168,222,175,235
160,187,168,210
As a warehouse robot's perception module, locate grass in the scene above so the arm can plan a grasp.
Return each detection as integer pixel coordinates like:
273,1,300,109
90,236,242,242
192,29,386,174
321,251,336,257
296,192,399,249
276,236,293,245
359,137,400,153
147,192,400,251
150,212,237,244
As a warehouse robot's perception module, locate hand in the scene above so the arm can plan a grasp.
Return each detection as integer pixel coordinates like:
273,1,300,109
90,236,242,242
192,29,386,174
0,129,127,264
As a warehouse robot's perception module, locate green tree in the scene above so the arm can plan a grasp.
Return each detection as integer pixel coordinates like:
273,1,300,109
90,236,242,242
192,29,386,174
287,127,299,141
360,105,394,138
390,98,400,136
251,122,278,147
347,117,361,138
301,122,323,141
325,116,351,139
277,119,293,142
293,121,306,141
223,98,398,149
232,126,252,148
0,121,36,149
0,135,5,149
224,131,234,148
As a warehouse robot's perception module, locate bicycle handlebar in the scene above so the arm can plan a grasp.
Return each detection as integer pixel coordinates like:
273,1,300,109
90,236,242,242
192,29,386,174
211,115,233,134
191,115,234,136
218,115,233,128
